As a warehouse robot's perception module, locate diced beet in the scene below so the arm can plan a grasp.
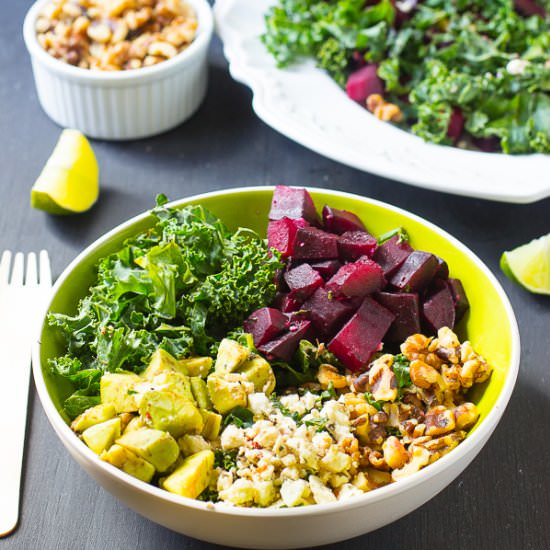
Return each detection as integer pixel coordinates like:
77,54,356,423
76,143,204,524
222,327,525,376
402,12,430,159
293,227,340,261
284,264,324,300
243,307,288,347
422,284,456,333
338,231,378,261
322,205,367,235
310,260,342,280
325,256,385,299
447,278,470,322
302,287,356,338
328,297,395,372
267,217,309,259
258,320,312,362
346,64,384,104
434,257,449,279
268,186,320,225
373,235,414,276
447,108,464,143
389,251,438,292
473,136,499,153
374,292,421,343
280,294,303,313
514,0,546,17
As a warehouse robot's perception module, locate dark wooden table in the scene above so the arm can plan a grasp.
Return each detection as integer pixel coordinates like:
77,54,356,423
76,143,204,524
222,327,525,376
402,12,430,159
3,3,550,549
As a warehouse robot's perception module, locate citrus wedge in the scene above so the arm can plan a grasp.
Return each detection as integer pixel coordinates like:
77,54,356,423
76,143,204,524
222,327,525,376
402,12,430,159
31,129,99,214
500,233,550,295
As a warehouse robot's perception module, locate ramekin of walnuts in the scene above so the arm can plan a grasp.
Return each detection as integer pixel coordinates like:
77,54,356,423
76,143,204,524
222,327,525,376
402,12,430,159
23,0,214,139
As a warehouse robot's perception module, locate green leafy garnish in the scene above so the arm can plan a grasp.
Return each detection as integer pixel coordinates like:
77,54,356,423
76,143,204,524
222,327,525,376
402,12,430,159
377,227,409,245
214,449,239,471
392,354,412,398
48,203,282,418
365,391,384,411
263,0,550,154
223,406,255,429
304,417,329,432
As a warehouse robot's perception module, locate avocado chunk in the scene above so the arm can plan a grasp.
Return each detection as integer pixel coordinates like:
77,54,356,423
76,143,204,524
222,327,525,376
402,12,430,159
239,356,276,395
71,403,116,433
82,417,121,455
142,349,190,379
123,416,145,434
100,372,141,413
162,449,214,499
200,409,222,441
207,373,249,415
101,444,155,483
139,390,203,438
179,356,213,378
214,339,251,373
190,377,212,410
178,434,211,456
150,371,196,404
117,428,179,472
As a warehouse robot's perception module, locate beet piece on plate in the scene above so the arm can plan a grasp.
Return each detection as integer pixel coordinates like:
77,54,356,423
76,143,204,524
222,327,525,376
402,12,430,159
447,108,464,143
422,284,456,333
372,235,413,276
325,256,385,298
328,297,395,372
301,287,356,338
267,217,309,259
434,257,449,279
374,292,421,342
447,278,470,322
389,251,438,292
322,205,366,235
293,227,340,261
284,263,324,300
258,320,312,362
268,186,320,225
243,307,288,347
345,64,384,104
310,259,342,280
280,294,304,313
338,231,378,261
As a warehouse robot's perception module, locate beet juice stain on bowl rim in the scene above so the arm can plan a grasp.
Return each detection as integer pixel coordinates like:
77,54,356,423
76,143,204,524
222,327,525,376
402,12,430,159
32,187,520,549
22,0,214,140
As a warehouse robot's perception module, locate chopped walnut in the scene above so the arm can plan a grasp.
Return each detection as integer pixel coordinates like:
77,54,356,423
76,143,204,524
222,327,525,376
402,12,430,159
382,436,409,469
35,0,197,71
424,405,456,436
368,355,398,402
410,359,444,389
391,445,430,481
366,94,404,122
454,402,479,430
317,364,348,390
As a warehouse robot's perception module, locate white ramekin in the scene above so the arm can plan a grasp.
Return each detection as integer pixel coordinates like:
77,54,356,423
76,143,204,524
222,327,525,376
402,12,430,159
23,0,214,140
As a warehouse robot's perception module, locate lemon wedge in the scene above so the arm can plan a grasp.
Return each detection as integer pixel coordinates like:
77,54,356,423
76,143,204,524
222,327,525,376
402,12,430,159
31,129,99,214
500,233,550,295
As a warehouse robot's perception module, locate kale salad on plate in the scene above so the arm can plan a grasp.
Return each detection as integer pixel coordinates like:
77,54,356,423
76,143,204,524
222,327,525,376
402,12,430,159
48,187,493,508
263,0,550,154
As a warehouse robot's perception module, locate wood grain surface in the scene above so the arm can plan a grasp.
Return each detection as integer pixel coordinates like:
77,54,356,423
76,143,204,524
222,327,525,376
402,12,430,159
2,2,549,549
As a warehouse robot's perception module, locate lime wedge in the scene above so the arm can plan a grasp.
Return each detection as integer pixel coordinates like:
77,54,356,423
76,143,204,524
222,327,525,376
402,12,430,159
500,233,550,295
31,129,99,214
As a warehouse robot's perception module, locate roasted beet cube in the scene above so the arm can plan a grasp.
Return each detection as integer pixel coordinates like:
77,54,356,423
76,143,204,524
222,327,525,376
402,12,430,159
258,320,312,362
447,108,464,143
322,205,366,235
243,307,288,347
374,292,421,342
338,231,378,261
269,186,320,225
389,251,438,292
310,260,342,280
372,235,413,276
284,263,324,300
325,256,385,299
447,278,470,322
301,287,355,338
434,257,449,279
279,294,303,313
345,64,384,104
422,284,456,333
514,0,546,17
293,227,339,261
267,217,309,259
328,297,395,372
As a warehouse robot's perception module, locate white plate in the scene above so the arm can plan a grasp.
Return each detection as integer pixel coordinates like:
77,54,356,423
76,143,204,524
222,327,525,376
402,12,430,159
214,0,550,203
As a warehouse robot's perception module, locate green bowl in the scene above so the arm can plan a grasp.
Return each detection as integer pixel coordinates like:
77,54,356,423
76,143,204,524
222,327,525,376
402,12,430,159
33,187,520,548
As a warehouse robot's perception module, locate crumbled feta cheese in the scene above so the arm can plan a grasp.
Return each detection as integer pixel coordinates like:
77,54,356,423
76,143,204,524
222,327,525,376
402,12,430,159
320,446,352,474
219,478,256,506
280,479,310,507
309,475,337,504
337,483,364,501
248,392,272,416
220,425,246,450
